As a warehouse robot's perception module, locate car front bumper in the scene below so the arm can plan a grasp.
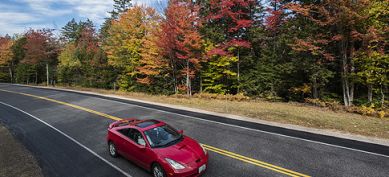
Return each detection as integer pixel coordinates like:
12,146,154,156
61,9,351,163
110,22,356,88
165,155,209,177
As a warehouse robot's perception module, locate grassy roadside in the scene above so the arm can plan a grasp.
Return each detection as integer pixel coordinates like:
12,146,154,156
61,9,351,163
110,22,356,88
48,86,389,139
0,124,43,177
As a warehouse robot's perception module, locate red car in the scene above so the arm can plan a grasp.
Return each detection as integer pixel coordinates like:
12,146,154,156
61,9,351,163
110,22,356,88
107,118,208,177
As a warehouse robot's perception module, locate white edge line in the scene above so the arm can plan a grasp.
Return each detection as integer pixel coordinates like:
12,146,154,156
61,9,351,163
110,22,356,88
0,101,133,177
3,85,389,158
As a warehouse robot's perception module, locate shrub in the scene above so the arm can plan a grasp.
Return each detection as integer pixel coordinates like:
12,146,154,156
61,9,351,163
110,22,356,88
358,105,376,116
0,72,9,82
377,111,386,119
192,93,250,102
304,98,342,111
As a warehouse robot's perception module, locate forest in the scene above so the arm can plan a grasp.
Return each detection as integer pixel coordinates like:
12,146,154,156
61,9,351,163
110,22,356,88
0,0,388,114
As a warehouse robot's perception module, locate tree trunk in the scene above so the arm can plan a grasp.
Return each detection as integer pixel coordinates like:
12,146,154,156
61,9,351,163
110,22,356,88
170,53,178,94
367,84,373,103
350,82,354,105
237,48,240,94
312,77,318,99
35,71,38,85
186,59,191,96
341,38,352,106
381,85,385,108
349,42,355,105
342,77,348,106
46,63,49,86
199,73,203,93
8,66,13,83
341,61,351,106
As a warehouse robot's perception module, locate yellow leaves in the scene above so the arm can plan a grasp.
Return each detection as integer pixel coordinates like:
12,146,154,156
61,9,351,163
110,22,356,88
0,37,14,65
378,111,386,119
103,6,161,70
289,84,312,95
102,5,165,85
58,43,81,68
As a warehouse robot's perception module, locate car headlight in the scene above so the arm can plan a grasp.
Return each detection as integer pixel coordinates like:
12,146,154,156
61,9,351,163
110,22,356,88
165,158,185,170
201,144,207,155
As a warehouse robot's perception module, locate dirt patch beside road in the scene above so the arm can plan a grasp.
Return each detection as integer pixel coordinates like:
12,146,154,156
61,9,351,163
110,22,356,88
0,124,43,177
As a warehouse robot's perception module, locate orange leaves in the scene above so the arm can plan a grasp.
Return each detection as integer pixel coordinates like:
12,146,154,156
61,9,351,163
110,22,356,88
137,22,167,85
0,36,13,65
291,39,319,52
291,38,334,61
287,0,376,64
331,35,343,41
284,3,310,17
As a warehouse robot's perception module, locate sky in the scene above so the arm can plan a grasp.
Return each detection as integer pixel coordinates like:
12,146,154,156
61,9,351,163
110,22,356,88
0,0,166,36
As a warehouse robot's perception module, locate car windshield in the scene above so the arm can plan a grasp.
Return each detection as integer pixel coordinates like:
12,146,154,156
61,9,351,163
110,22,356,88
144,125,183,148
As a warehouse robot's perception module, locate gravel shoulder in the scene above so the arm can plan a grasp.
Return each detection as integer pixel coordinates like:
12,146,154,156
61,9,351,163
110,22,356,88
0,123,43,177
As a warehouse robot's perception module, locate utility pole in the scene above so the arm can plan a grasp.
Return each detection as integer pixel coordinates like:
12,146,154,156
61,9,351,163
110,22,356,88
46,63,49,86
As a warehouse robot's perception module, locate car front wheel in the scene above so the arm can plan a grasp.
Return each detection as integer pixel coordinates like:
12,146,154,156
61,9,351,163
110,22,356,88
152,163,166,177
108,142,118,158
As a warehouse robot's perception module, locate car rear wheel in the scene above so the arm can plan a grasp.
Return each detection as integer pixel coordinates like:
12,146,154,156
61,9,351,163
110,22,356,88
108,142,118,158
152,163,166,177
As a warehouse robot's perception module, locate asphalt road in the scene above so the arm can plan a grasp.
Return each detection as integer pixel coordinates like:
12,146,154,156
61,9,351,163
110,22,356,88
0,83,388,177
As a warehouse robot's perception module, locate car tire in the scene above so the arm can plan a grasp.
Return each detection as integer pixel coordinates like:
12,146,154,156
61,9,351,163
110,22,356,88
152,163,166,177
108,142,118,158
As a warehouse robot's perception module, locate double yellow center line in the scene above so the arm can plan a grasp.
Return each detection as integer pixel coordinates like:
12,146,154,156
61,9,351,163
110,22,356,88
0,88,310,177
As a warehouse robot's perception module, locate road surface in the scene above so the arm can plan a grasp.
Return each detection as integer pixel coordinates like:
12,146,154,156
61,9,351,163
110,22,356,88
0,83,388,177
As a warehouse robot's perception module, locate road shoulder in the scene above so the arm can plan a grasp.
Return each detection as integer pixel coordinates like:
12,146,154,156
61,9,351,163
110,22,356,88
0,123,43,177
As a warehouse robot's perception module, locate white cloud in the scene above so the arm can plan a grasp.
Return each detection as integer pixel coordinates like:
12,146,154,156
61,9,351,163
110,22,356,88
0,0,167,36
22,0,114,24
0,11,43,35
56,0,113,23
0,12,38,23
23,0,72,16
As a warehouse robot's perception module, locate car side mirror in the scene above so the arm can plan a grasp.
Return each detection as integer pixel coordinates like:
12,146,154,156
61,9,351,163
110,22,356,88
178,130,184,134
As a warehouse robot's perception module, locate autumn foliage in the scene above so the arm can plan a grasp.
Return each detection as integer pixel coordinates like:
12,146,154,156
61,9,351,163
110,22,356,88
0,36,13,65
158,0,203,94
1,0,388,108
23,29,56,65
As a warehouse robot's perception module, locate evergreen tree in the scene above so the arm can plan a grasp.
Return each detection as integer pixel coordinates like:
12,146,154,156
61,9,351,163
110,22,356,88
110,0,132,19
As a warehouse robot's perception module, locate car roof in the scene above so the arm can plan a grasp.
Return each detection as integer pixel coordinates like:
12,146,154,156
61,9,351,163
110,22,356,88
116,119,166,132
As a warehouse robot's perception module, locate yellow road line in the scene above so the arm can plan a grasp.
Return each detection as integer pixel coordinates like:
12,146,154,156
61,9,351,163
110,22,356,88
202,144,310,177
0,89,310,177
0,89,121,121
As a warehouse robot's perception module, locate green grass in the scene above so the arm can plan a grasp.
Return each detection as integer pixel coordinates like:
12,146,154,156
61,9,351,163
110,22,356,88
56,86,389,139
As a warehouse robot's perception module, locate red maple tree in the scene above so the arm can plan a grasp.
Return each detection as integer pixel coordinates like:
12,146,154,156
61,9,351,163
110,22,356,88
23,29,55,65
159,0,204,95
23,29,58,85
206,0,255,92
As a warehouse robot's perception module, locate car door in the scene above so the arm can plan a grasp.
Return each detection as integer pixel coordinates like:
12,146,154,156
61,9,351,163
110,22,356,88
115,128,136,161
125,128,149,168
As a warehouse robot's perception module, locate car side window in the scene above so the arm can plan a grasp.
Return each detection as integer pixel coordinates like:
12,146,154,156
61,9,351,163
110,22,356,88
118,128,129,136
128,129,146,146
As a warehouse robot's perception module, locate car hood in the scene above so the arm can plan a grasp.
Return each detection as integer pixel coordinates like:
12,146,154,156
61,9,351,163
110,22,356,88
154,136,205,165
